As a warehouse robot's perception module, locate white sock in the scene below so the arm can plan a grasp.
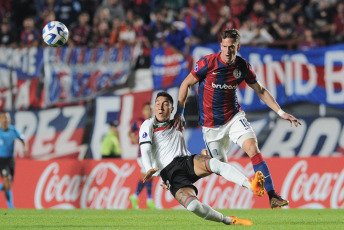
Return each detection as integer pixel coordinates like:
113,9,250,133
208,158,249,189
186,199,232,225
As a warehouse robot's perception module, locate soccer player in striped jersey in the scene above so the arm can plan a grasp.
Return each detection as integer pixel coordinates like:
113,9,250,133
140,91,265,226
174,28,301,209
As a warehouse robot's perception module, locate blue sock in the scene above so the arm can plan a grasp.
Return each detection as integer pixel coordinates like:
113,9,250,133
135,180,145,196
251,153,275,193
145,180,153,199
5,190,14,209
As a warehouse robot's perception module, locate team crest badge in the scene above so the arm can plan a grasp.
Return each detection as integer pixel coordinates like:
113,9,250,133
142,132,147,138
194,64,198,72
233,69,241,79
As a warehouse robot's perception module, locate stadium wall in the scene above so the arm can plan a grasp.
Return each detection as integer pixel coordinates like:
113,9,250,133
0,157,343,209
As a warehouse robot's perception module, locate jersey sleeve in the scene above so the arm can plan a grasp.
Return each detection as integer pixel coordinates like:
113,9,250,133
190,57,208,82
245,62,257,84
139,119,153,145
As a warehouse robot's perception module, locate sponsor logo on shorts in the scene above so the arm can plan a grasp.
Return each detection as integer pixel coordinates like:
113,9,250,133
212,82,238,90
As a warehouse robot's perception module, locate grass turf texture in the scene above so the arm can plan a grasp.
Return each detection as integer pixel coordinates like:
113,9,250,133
0,209,343,230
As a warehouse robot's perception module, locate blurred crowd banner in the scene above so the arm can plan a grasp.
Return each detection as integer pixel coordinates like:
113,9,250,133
151,46,190,89
0,46,135,110
1,157,343,209
11,105,87,159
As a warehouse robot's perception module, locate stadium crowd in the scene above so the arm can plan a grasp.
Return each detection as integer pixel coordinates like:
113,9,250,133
0,0,343,51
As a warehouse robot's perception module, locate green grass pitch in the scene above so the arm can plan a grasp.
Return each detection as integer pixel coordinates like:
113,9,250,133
0,209,343,230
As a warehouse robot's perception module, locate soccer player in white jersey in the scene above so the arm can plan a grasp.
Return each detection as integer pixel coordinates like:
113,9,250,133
139,92,265,226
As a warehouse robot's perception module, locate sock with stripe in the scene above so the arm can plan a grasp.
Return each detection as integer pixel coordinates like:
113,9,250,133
135,180,145,196
145,180,153,199
5,190,14,209
206,158,252,191
251,153,275,193
185,196,232,225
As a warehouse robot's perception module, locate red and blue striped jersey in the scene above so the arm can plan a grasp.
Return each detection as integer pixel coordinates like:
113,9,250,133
191,52,257,128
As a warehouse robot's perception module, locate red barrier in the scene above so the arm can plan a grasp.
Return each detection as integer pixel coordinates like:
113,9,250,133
0,157,343,209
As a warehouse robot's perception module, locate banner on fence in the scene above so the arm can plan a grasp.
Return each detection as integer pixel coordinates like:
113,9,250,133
1,157,343,209
11,105,87,159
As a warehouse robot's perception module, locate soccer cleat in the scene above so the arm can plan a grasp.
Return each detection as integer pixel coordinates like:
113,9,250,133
250,171,265,197
269,193,289,209
230,216,253,226
129,194,139,209
146,200,156,209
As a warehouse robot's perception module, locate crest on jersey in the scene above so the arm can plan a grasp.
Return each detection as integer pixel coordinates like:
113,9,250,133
233,68,241,79
142,132,147,138
194,64,198,72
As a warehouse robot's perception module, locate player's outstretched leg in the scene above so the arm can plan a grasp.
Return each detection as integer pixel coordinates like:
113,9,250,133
204,157,265,196
251,153,289,208
130,179,145,209
177,188,253,226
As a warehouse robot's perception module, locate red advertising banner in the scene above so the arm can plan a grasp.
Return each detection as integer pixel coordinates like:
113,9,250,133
0,157,343,209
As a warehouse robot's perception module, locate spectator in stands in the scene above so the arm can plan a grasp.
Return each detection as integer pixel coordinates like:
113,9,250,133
280,0,305,16
89,20,110,47
271,12,295,41
93,7,111,26
264,0,281,14
249,1,266,26
294,15,307,38
298,28,321,50
109,16,123,46
101,120,121,159
20,17,40,47
69,11,92,46
148,9,169,47
0,19,17,47
165,21,192,57
229,0,250,21
118,21,136,46
54,0,81,27
37,0,55,27
179,0,205,34
333,2,344,43
239,20,274,46
191,13,216,45
205,0,226,24
97,0,125,22
210,5,240,42
313,0,336,44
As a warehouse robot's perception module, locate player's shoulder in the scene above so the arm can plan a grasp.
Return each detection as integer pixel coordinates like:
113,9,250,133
203,52,218,61
140,118,154,130
236,55,249,66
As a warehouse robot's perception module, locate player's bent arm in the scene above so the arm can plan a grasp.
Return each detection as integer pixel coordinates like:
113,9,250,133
140,143,154,172
248,81,281,113
249,81,301,126
178,73,198,109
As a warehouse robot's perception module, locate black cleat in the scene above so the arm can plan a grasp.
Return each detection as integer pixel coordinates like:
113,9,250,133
269,193,289,209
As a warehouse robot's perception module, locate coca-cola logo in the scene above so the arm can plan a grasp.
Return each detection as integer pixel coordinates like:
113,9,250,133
281,160,344,208
35,162,136,209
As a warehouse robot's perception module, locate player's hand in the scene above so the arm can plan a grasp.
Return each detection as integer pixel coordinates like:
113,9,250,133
281,113,301,127
173,113,185,131
143,168,159,183
160,182,169,191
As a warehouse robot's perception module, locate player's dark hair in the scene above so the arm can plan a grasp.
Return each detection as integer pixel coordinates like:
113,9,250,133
221,28,240,43
156,92,174,105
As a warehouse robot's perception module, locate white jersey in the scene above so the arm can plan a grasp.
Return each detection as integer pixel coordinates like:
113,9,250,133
139,117,191,174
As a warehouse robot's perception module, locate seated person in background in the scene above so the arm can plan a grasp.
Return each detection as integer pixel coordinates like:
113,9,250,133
101,121,121,159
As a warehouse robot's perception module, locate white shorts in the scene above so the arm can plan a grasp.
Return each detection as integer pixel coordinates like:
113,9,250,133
202,111,256,162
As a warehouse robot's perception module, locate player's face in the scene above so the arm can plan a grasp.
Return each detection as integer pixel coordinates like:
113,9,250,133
154,96,173,122
220,38,240,64
0,113,10,130
142,104,152,119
